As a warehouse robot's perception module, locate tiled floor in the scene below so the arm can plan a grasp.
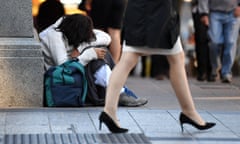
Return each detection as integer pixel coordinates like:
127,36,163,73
0,76,239,144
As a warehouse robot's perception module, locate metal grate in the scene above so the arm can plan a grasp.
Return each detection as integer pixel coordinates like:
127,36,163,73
1,133,151,144
97,133,151,144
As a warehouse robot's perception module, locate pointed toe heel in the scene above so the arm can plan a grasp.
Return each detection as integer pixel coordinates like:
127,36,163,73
99,111,128,133
179,112,216,132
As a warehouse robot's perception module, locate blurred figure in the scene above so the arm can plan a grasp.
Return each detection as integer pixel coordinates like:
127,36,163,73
198,0,240,83
232,7,240,67
139,55,169,80
36,0,65,32
79,0,127,63
191,0,212,81
150,55,169,80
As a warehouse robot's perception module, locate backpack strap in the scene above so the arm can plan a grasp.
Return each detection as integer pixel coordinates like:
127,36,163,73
80,45,108,55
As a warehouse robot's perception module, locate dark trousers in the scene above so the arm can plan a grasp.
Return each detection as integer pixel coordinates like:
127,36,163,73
150,55,169,78
192,12,212,79
140,55,169,78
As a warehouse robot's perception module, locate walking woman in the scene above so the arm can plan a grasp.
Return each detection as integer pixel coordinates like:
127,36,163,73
99,0,216,133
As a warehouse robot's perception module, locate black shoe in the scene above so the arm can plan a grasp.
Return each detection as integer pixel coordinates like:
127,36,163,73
197,75,206,81
207,74,217,82
99,111,128,133
179,112,216,132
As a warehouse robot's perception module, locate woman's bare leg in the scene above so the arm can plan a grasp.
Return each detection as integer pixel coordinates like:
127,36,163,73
167,51,205,125
104,52,139,125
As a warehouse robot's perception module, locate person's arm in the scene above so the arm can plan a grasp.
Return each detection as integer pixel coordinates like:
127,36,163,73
93,29,111,45
198,0,209,15
46,30,69,65
85,0,92,11
77,29,111,52
234,1,240,17
76,48,97,66
198,0,209,26
71,47,107,66
73,29,110,65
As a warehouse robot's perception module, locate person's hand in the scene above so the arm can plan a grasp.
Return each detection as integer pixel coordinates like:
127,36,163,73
85,0,92,11
200,15,209,26
234,6,240,17
94,48,107,59
71,49,80,58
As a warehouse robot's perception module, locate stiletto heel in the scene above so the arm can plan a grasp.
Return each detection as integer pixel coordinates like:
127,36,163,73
179,112,216,132
180,121,184,132
99,120,102,130
99,111,128,133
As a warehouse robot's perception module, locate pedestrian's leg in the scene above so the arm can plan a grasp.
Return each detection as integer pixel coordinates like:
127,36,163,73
209,42,221,76
221,13,236,77
108,28,122,63
193,12,210,80
231,17,240,64
107,0,126,63
103,52,139,125
208,12,223,79
167,51,205,125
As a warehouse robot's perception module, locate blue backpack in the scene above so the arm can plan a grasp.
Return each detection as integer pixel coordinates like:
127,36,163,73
44,58,88,107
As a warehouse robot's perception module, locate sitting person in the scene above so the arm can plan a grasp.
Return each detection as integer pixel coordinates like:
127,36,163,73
39,14,148,107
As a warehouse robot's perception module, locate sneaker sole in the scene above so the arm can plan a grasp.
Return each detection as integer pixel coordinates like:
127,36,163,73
119,100,148,107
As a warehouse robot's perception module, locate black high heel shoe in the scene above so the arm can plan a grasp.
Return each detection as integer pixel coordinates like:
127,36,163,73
179,112,216,132
99,111,128,133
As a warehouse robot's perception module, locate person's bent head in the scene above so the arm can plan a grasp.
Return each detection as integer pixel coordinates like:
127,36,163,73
56,14,96,48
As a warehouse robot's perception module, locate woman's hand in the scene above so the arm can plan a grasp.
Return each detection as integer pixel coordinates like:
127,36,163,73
94,48,107,59
71,49,80,58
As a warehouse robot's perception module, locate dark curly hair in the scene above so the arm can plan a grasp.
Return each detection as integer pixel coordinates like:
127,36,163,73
56,14,96,48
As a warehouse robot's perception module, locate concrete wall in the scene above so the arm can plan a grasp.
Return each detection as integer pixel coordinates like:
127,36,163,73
0,0,44,107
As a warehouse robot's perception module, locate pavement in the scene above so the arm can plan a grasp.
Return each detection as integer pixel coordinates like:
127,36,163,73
0,76,240,144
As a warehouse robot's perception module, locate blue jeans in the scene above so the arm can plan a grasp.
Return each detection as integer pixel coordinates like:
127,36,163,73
232,17,240,63
208,11,237,76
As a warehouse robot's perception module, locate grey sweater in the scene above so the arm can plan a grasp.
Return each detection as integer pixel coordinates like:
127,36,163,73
198,0,240,14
